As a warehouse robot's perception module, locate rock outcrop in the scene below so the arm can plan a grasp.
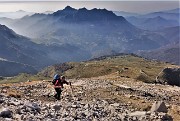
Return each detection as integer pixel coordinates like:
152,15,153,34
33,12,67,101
156,68,180,86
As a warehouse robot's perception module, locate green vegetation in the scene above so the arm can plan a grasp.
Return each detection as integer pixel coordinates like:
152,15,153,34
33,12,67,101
39,55,176,83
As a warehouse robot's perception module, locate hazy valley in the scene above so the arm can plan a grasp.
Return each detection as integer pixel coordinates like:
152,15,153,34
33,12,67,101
0,6,179,77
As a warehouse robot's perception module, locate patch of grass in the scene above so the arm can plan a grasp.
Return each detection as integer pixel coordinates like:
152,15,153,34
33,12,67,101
7,89,21,98
136,73,155,83
168,105,180,121
8,92,21,98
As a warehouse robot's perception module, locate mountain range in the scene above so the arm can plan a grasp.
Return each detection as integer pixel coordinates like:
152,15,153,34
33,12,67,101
140,8,179,21
0,24,89,76
0,10,54,19
126,8,179,31
3,6,173,52
0,10,34,19
113,11,139,17
137,26,179,65
0,6,179,76
0,24,54,69
127,16,178,31
137,43,179,65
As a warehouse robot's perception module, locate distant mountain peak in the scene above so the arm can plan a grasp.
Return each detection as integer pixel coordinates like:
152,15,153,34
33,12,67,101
52,6,123,22
79,7,87,11
0,24,14,33
53,6,77,16
155,16,165,20
63,6,76,11
0,24,7,28
143,16,168,24
30,13,46,18
162,8,180,14
16,10,26,12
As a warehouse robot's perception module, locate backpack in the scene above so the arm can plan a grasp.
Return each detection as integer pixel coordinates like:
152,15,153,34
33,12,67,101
52,74,60,85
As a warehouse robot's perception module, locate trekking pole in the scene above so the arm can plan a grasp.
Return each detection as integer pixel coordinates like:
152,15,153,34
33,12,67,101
69,82,75,100
70,82,73,91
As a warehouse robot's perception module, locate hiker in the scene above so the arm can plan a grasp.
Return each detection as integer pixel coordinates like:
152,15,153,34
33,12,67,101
53,75,71,100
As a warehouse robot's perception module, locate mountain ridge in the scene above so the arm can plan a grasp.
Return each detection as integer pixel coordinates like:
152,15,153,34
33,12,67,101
52,6,125,22
0,59,37,77
0,6,179,71
0,24,91,76
5,6,169,53
0,24,55,70
137,44,180,65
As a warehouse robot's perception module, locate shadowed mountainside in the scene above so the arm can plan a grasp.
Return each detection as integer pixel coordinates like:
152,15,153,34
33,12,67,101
0,24,90,76
137,26,180,65
126,8,179,31
0,60,37,77
0,24,54,69
137,44,180,65
136,26,180,65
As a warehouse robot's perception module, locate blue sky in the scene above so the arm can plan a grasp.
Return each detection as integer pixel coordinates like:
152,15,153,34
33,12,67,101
0,1,179,13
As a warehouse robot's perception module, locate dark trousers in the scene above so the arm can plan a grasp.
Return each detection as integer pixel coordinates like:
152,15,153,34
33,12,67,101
54,88,62,100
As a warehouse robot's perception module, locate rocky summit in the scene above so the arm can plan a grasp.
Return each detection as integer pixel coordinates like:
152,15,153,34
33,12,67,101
0,75,179,121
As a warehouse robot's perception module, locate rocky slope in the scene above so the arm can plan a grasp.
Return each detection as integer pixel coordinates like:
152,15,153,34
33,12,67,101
0,75,179,121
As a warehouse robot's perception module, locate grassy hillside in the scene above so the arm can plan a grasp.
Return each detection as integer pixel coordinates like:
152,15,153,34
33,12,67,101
38,54,178,83
1,54,178,84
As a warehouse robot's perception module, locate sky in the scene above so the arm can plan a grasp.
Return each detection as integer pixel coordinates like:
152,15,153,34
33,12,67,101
0,1,179,14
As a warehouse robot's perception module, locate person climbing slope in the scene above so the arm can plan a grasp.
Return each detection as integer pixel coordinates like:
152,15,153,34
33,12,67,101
53,74,71,100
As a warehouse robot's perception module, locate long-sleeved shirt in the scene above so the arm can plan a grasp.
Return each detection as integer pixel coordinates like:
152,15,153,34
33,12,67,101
54,79,69,88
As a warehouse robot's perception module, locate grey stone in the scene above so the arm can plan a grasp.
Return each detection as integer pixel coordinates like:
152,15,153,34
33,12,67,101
71,104,77,108
0,108,13,118
130,111,146,120
84,104,90,109
0,99,4,104
150,101,168,113
111,103,120,107
53,104,61,112
9,101,21,106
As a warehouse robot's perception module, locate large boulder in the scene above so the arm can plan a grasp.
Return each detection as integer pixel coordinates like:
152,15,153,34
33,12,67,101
0,108,13,118
156,68,180,86
150,101,168,113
